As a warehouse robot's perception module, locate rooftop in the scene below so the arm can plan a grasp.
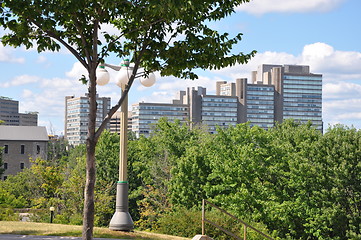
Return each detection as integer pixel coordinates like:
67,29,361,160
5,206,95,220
0,126,48,141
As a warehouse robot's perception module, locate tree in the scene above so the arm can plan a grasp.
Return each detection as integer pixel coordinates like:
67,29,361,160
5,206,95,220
0,1,255,239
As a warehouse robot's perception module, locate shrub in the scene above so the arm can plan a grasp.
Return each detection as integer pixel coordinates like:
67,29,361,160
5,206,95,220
156,208,272,240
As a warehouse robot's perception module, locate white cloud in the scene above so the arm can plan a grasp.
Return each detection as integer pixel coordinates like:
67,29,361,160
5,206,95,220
138,91,175,104
323,82,361,99
300,42,361,75
0,44,25,63
17,74,89,135
212,42,361,83
0,75,41,88
323,98,361,129
66,62,88,79
236,0,346,15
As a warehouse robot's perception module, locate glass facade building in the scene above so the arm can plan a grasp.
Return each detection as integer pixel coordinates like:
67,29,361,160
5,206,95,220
282,75,323,130
201,96,238,133
131,103,188,137
246,85,275,129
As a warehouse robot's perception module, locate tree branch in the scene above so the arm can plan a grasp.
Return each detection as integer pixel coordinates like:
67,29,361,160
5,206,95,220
94,44,148,141
98,17,166,63
30,20,88,69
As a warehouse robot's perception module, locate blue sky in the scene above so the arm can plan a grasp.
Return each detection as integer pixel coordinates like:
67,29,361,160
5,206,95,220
1,0,361,135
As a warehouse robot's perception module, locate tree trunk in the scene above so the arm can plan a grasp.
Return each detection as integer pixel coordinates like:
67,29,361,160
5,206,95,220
82,141,96,240
82,67,98,240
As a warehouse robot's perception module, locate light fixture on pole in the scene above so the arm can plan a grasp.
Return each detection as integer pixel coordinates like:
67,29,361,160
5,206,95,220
96,60,155,231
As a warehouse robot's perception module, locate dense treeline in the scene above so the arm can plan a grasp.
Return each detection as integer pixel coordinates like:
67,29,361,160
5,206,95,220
0,119,360,239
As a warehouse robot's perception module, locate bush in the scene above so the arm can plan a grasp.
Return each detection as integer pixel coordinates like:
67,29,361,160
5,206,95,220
0,208,19,221
156,208,273,240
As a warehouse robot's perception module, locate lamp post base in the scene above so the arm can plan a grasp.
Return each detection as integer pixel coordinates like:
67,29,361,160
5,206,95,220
109,182,134,231
109,211,134,231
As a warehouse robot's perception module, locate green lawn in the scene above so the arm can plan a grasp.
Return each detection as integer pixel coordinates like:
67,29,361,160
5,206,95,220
0,221,190,240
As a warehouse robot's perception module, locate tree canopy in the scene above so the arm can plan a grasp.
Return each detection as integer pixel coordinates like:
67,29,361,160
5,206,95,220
0,1,255,239
1,121,360,239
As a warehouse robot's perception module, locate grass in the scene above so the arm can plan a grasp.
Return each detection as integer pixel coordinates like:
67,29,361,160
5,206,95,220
0,221,190,240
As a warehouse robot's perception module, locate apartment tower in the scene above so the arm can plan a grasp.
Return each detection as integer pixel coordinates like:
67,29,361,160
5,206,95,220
65,94,111,145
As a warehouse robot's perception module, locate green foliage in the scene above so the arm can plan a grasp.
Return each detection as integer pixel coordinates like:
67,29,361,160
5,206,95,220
48,138,68,163
31,158,65,199
0,0,255,81
156,208,271,240
0,208,19,221
95,130,119,188
1,119,360,240
1,1,256,238
0,167,43,206
0,188,27,208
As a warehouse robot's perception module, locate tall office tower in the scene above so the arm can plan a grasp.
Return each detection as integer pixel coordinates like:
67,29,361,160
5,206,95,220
65,94,111,145
252,64,323,130
0,97,38,126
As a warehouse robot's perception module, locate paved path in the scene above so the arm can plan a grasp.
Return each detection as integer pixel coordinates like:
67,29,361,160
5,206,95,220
0,234,128,240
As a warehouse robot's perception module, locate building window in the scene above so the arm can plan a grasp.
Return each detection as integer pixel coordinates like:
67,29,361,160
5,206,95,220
3,176,7,180
20,162,25,169
21,145,25,154
4,145,8,154
37,145,40,154
4,163,7,169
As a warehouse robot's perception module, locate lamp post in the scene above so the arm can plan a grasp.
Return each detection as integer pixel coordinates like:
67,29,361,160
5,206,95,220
49,206,55,223
96,60,155,231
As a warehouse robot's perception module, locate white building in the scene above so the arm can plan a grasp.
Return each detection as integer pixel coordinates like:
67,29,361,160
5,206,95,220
65,94,111,145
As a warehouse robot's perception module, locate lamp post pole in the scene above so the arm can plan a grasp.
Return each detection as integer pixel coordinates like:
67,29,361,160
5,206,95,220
109,82,133,231
96,60,155,231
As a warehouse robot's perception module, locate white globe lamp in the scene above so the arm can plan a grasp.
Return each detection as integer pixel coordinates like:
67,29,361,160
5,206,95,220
96,66,110,86
140,72,156,87
115,68,132,88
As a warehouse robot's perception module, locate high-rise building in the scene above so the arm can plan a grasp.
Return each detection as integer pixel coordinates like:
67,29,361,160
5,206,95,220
131,102,189,137
0,97,38,126
64,94,111,145
244,64,323,130
126,64,323,136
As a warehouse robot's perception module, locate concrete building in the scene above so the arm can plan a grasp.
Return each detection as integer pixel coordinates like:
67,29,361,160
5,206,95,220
243,64,323,130
130,64,322,136
64,94,111,145
109,111,133,135
0,126,48,180
0,97,38,126
187,87,239,134
131,102,189,137
215,64,322,130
